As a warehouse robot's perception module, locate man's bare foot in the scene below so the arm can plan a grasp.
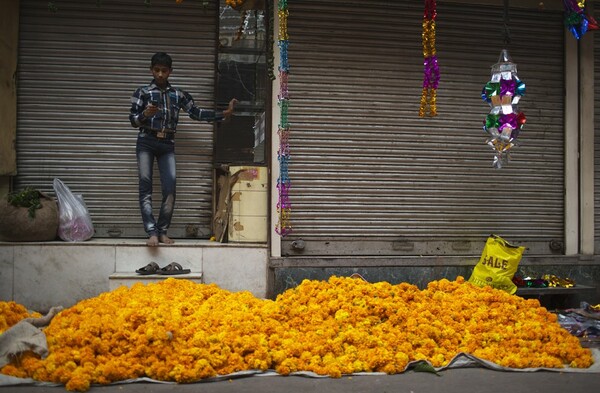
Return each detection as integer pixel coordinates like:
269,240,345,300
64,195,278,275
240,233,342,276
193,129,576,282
146,235,159,247
159,234,175,245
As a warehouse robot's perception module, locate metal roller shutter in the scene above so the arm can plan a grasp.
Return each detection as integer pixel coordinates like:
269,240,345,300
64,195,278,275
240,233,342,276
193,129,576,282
16,0,217,238
283,0,564,256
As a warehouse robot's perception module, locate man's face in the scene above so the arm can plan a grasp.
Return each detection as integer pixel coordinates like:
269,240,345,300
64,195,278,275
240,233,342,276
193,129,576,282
151,64,172,88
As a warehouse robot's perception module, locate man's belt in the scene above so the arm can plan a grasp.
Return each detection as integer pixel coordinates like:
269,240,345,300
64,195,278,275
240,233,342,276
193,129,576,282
141,128,175,139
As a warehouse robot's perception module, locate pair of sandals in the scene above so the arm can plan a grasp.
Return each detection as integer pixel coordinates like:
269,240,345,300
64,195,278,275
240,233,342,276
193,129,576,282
135,261,191,275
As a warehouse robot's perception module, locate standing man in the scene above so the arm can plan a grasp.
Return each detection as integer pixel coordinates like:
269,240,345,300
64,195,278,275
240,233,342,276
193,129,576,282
129,52,237,246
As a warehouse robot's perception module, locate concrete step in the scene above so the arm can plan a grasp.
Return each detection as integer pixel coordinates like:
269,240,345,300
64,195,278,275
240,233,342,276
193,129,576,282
109,272,204,291
0,239,268,311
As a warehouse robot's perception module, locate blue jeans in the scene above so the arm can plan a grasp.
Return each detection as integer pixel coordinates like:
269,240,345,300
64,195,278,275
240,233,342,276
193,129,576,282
136,132,176,237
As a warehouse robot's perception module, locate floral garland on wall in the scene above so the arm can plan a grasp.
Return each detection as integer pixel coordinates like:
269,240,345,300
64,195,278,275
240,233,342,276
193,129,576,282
419,0,439,117
275,0,291,236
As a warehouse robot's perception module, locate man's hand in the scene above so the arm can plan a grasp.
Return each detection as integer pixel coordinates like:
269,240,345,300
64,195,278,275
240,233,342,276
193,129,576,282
223,98,238,119
143,103,159,117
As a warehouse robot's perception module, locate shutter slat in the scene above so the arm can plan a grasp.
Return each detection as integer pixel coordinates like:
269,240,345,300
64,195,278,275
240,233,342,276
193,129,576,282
16,0,218,238
283,0,565,255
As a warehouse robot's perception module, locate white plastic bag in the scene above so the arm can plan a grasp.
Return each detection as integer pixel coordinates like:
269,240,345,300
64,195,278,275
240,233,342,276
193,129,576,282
53,178,94,241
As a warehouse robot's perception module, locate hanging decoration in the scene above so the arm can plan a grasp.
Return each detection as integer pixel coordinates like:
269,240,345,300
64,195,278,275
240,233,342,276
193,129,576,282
419,0,439,117
481,49,526,169
276,0,292,236
563,0,599,40
480,0,525,169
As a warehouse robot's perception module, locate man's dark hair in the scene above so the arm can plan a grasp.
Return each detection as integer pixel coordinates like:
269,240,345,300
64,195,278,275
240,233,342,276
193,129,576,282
151,52,172,68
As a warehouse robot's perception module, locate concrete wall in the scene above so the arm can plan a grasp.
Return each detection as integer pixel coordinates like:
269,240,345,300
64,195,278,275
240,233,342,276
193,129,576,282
0,240,269,312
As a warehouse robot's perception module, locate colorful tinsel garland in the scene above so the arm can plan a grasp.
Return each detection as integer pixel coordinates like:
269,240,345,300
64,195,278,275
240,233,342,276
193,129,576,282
563,0,599,39
276,0,291,236
419,0,439,117
481,50,526,169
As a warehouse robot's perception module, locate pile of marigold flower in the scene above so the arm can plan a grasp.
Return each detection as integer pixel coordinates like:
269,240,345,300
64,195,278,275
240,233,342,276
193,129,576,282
0,301,41,334
0,276,594,392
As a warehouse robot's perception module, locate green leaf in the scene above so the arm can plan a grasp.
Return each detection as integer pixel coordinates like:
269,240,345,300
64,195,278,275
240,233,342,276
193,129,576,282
413,362,440,376
7,188,43,219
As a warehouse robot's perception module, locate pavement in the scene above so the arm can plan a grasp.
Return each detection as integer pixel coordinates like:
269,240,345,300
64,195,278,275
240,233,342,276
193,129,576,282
1,367,600,393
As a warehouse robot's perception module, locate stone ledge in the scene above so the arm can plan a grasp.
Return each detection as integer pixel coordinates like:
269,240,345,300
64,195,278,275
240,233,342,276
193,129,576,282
0,238,267,248
1,243,268,309
270,255,600,268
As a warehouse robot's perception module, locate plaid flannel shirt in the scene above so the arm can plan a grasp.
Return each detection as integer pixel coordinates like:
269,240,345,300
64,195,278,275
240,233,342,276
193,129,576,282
129,80,223,132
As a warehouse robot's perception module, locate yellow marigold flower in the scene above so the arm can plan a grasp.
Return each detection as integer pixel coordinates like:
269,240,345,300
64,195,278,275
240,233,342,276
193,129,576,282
0,276,594,391
0,301,41,334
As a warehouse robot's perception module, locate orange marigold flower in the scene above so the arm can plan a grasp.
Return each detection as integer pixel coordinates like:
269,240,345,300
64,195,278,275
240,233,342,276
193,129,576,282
0,277,594,392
